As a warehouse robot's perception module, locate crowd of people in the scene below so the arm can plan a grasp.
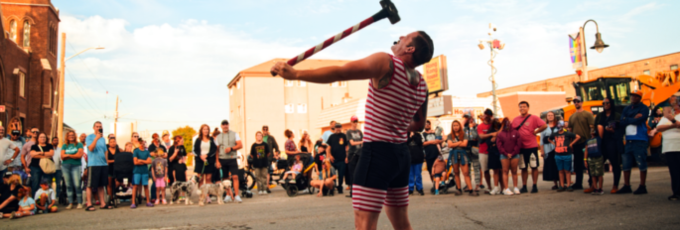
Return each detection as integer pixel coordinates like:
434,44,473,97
0,92,679,220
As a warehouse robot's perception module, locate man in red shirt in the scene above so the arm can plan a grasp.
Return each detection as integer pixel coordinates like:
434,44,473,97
512,101,547,194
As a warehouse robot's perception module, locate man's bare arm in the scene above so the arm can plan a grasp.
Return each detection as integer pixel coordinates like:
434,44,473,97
271,52,392,83
408,96,428,133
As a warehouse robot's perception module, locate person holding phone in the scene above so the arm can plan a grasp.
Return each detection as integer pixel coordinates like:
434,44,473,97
85,121,113,211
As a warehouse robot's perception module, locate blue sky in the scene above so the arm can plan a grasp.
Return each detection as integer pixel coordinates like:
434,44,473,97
53,0,680,135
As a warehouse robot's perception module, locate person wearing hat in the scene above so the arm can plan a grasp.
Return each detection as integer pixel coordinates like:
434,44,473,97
567,96,595,192
548,120,581,192
617,90,650,195
7,130,25,177
34,178,58,213
0,126,21,177
346,116,364,198
327,122,349,194
215,119,243,203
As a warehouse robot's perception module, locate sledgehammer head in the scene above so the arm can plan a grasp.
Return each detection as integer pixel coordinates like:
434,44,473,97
379,0,400,24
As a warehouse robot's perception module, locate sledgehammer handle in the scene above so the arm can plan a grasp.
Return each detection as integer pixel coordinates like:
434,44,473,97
271,12,388,76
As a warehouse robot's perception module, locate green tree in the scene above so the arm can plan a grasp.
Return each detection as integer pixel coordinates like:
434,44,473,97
172,126,197,153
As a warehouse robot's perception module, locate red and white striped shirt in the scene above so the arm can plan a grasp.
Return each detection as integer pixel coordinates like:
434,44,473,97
363,55,428,144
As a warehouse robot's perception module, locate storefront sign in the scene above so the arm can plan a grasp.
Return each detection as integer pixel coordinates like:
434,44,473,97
427,95,452,117
423,55,449,94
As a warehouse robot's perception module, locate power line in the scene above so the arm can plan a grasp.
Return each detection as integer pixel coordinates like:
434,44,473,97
67,42,109,92
65,72,106,114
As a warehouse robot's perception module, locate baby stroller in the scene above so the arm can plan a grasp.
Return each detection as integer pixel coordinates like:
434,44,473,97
282,153,316,197
113,151,141,206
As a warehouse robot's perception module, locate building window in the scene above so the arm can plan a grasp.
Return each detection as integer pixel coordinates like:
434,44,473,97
298,80,306,87
672,64,678,71
22,21,30,47
9,20,17,42
285,80,295,87
19,72,25,97
297,103,307,113
643,70,650,75
285,104,295,113
331,81,347,87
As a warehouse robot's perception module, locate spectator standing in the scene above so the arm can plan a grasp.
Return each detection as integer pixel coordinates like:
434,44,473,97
423,120,443,191
132,138,153,208
327,123,349,194
464,114,481,195
161,132,172,149
595,98,624,193
497,118,521,195
346,116,364,198
250,132,270,195
49,137,62,204
215,120,243,203
262,125,279,194
85,122,113,210
20,127,38,185
478,109,501,194
151,150,168,205
105,137,120,207
617,91,650,195
512,101,547,194
540,111,560,189
567,96,595,191
585,131,605,195
548,121,580,192
193,125,217,187
167,136,187,186
299,131,312,153
60,131,84,209
657,94,680,200
0,126,20,177
447,120,471,195
7,130,24,179
28,132,54,198
407,131,425,196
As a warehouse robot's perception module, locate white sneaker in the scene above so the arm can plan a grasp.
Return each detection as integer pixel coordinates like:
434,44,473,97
224,196,233,203
513,187,521,195
66,204,73,210
503,188,513,195
234,196,242,203
258,191,263,195
77,204,83,209
490,187,501,195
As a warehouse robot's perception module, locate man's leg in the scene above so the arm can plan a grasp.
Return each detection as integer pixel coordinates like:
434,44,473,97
385,205,412,230
416,163,423,191
354,210,381,230
98,186,107,207
29,166,43,198
519,150,529,187
408,165,416,192
54,170,63,201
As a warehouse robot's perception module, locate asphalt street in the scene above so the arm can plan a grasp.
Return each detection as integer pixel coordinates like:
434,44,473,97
1,166,678,230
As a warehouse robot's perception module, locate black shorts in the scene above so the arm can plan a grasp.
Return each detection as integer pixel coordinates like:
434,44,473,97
433,173,442,178
487,146,502,170
218,159,239,179
353,142,410,190
88,166,109,188
174,164,187,182
194,157,215,174
108,163,116,177
519,148,540,169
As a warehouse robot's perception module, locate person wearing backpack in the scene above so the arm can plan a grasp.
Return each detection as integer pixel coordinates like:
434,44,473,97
511,101,547,194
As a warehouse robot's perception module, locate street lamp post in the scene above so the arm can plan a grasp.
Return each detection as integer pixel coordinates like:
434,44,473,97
478,23,505,118
56,32,104,145
579,19,609,81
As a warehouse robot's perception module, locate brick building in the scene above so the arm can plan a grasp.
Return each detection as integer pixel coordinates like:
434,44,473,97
0,0,60,135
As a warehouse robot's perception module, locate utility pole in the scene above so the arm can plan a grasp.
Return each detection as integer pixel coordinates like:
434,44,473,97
57,33,66,146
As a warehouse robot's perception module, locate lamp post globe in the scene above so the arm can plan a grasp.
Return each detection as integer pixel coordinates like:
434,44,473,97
591,32,609,53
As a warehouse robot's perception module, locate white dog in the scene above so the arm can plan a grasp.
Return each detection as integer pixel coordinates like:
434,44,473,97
169,175,199,205
198,180,232,206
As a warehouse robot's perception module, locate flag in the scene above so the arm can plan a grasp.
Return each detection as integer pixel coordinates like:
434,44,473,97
569,32,582,69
